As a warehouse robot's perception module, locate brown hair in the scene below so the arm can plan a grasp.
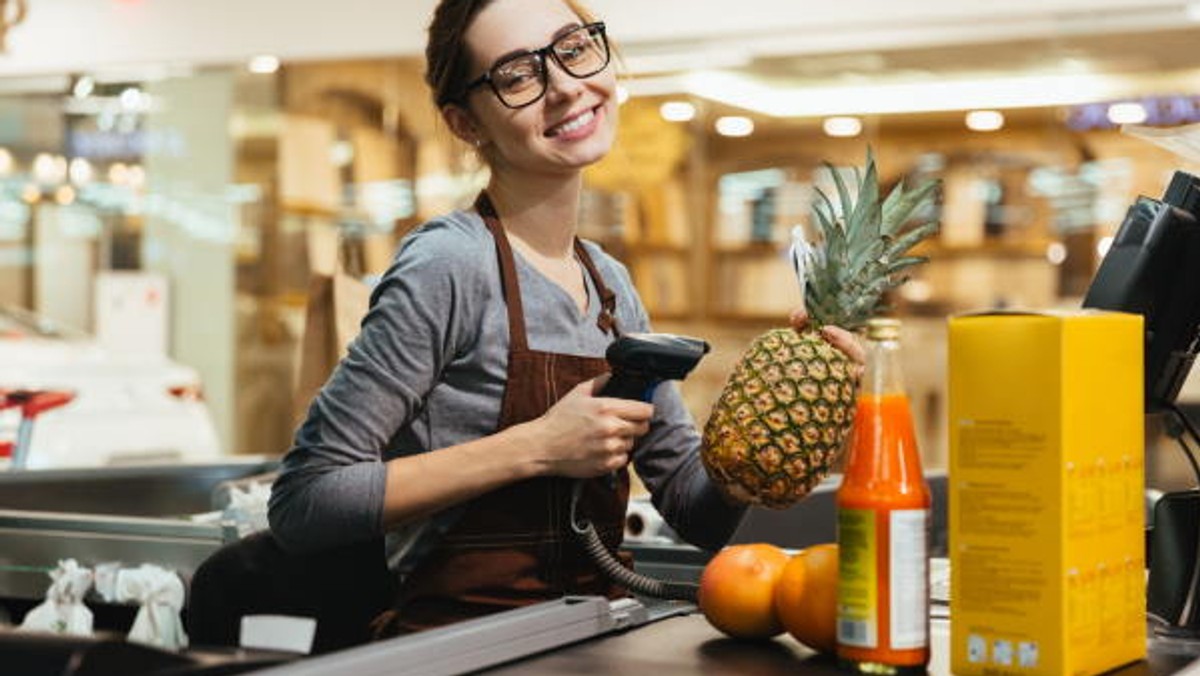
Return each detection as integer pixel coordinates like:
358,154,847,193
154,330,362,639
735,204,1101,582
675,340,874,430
424,0,598,109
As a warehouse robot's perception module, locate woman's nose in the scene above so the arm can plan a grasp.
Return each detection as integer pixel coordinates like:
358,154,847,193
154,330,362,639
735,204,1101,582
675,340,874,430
543,58,584,103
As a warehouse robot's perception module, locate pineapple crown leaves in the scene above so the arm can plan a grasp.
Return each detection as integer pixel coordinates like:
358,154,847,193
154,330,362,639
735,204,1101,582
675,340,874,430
801,148,941,330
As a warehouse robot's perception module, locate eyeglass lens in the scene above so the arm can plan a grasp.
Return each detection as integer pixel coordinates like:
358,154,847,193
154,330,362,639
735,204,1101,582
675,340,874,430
491,24,608,107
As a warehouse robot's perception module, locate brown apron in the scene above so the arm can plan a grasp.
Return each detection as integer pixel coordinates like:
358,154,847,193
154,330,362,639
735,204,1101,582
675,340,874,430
388,192,632,631
189,193,632,650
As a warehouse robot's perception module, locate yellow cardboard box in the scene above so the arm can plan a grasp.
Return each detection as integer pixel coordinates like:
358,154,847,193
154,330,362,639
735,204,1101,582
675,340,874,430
948,311,1145,676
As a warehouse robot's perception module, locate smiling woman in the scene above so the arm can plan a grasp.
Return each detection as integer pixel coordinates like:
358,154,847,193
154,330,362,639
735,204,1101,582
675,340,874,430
189,0,857,651
440,0,620,181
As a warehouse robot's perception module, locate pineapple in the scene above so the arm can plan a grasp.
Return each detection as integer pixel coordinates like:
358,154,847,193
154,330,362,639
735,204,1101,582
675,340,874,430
702,149,939,508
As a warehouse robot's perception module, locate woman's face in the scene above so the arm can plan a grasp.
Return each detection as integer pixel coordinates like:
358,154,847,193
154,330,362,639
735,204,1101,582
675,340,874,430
460,0,618,176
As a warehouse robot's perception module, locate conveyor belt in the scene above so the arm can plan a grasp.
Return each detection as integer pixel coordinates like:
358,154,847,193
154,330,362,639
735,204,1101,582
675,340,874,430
252,596,691,676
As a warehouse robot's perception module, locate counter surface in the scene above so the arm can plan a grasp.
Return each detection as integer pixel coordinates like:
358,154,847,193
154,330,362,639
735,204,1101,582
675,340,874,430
486,613,1197,676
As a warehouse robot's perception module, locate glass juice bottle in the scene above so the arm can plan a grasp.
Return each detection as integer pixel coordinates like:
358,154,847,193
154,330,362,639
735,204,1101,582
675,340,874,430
836,318,931,674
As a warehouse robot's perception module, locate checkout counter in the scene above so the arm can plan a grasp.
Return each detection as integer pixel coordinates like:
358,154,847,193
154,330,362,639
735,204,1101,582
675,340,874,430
6,588,1198,676
0,467,1196,675
246,597,1198,676
0,459,276,607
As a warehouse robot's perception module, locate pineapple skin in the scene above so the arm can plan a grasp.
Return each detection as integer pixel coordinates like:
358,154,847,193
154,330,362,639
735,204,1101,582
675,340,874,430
702,328,857,508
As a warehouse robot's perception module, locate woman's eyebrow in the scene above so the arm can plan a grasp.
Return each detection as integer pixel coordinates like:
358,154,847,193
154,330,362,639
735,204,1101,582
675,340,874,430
487,22,584,65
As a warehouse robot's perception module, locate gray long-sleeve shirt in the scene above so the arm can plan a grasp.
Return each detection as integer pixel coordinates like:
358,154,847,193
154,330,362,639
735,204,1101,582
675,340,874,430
268,208,746,558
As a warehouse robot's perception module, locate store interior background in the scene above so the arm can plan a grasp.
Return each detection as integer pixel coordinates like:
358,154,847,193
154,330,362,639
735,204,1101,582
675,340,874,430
2,0,1199,490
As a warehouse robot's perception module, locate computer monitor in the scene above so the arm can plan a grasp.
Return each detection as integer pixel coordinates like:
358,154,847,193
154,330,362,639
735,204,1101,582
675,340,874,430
1082,170,1200,413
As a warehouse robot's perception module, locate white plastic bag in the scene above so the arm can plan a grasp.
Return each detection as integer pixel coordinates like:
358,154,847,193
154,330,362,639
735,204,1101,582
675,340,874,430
93,561,122,603
18,559,94,636
223,481,271,537
117,564,189,650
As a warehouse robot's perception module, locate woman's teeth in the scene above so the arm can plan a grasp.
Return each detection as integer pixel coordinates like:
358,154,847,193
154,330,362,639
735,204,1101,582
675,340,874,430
550,109,594,136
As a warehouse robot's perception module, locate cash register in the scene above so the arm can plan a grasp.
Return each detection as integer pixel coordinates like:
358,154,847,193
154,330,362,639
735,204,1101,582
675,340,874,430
1082,169,1200,635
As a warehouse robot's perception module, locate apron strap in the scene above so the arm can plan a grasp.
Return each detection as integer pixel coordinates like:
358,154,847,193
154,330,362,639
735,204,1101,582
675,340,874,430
573,239,620,337
475,192,530,352
476,191,622,344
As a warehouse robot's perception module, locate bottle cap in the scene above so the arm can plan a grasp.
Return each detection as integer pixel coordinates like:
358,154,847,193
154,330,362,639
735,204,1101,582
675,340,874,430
865,317,901,340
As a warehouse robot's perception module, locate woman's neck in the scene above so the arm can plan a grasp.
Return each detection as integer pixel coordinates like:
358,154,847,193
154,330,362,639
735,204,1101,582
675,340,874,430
485,173,581,260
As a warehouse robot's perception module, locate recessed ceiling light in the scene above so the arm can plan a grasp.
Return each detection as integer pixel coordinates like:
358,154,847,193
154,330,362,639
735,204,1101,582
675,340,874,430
1106,102,1147,125
715,116,754,137
330,141,354,168
965,110,1005,132
248,55,280,74
119,87,144,111
33,153,66,184
21,183,40,204
1046,242,1067,266
54,185,76,206
823,116,862,137
72,75,95,99
660,101,696,122
69,158,94,186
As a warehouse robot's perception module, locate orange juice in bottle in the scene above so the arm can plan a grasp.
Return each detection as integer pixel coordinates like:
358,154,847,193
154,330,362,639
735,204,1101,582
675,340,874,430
836,318,931,674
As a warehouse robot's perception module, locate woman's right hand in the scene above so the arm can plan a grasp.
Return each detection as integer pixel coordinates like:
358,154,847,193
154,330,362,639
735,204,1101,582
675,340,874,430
521,377,654,479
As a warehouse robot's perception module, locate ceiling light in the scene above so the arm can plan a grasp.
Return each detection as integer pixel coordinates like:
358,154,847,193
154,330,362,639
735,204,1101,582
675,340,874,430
965,110,1005,132
72,75,94,99
660,101,695,122
823,116,862,138
32,153,66,185
54,185,76,206
126,165,146,190
1046,242,1067,266
20,183,39,204
1187,2,1200,22
108,162,129,185
330,141,354,168
1106,102,1147,125
248,55,280,75
119,87,144,111
715,116,754,137
69,158,94,186
671,70,1150,118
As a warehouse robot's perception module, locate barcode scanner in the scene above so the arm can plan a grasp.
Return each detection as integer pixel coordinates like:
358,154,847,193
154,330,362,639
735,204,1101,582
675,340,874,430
575,332,710,602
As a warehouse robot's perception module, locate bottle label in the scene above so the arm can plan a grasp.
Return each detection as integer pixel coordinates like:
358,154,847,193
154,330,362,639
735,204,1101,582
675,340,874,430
837,508,878,648
889,508,929,649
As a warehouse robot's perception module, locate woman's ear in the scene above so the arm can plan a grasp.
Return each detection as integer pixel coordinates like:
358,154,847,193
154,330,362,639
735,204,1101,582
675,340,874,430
441,103,487,148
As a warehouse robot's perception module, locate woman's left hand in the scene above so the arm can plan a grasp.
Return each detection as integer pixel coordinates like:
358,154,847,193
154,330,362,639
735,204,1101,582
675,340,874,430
789,309,866,366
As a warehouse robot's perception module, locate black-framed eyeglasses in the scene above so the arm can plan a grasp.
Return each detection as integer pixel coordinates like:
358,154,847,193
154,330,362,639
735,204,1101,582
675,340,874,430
462,22,610,109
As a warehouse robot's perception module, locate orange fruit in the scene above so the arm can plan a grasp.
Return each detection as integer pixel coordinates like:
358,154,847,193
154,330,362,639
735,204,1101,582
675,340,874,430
774,543,839,653
698,543,790,640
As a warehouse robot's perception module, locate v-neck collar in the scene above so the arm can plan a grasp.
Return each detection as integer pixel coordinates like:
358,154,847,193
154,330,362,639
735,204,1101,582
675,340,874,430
509,246,594,322
472,191,621,342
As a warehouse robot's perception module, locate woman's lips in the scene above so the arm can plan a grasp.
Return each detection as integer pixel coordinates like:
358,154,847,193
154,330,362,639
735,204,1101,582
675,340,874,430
545,105,601,140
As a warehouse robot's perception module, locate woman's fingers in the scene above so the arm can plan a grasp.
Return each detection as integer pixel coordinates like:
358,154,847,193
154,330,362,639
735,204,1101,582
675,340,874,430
820,325,867,368
532,378,655,478
789,308,867,366
789,308,811,332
